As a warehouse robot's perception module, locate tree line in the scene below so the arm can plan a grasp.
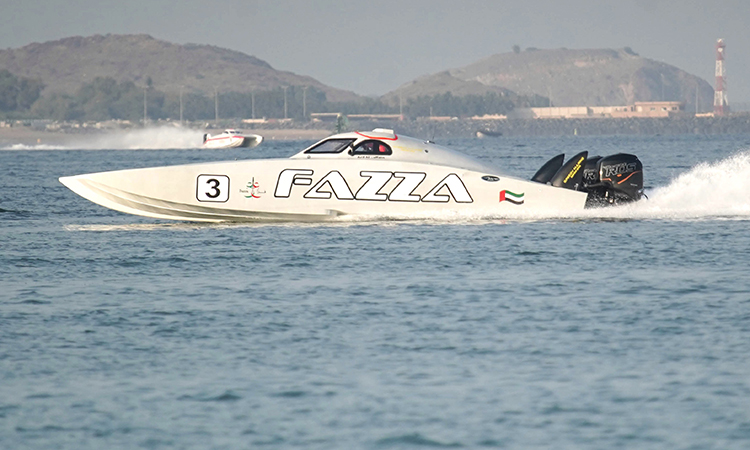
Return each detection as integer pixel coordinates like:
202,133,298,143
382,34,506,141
1,75,548,121
0,70,45,115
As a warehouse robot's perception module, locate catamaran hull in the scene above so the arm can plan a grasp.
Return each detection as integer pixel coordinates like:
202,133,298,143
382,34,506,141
202,134,263,149
59,159,587,222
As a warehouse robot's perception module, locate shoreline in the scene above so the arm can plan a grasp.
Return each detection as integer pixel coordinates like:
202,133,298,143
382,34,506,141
4,114,750,149
0,127,333,149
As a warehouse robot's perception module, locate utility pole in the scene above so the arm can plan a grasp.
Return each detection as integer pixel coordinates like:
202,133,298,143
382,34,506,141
251,90,255,119
214,87,219,123
283,86,288,119
302,86,308,120
695,85,699,114
143,87,148,126
179,86,184,124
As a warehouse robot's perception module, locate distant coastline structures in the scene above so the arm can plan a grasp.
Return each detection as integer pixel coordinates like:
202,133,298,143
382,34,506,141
714,39,729,116
315,100,687,124
0,34,741,125
487,101,686,120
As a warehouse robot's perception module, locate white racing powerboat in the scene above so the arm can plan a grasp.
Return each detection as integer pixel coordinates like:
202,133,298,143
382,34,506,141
60,128,643,222
202,129,263,149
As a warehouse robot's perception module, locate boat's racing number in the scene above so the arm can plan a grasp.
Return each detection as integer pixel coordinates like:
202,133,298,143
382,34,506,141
196,174,230,202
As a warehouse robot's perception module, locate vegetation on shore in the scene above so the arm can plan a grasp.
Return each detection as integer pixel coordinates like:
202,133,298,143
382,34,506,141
1,76,548,122
0,70,44,115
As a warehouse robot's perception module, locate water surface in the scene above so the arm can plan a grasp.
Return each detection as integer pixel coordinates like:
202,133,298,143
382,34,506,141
2,134,750,449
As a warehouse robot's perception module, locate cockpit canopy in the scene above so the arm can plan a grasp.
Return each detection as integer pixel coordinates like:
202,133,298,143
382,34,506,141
290,128,495,174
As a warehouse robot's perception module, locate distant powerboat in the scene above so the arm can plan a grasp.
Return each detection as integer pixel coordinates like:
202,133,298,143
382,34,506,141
60,128,643,222
202,129,263,149
476,129,503,138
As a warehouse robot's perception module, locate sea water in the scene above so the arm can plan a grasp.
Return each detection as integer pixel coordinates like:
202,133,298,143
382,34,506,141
2,133,750,449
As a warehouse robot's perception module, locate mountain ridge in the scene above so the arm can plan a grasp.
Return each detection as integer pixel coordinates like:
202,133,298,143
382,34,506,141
0,34,360,102
385,47,714,112
0,35,717,116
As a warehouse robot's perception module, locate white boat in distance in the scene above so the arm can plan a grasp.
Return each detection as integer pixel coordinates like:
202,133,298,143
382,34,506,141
59,128,643,222
202,129,263,149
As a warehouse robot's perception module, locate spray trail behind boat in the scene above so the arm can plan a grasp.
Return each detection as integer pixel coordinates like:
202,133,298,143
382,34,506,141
579,150,750,221
1,126,205,150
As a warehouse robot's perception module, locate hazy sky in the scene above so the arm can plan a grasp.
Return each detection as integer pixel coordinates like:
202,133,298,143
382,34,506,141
3,0,750,101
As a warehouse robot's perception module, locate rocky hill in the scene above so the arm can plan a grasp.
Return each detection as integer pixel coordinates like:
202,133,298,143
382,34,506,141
0,34,360,102
382,71,514,100
385,48,714,113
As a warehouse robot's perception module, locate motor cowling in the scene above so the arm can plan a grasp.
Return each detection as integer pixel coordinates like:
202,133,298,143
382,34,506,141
550,151,587,191
530,153,565,184
582,153,643,206
582,156,602,186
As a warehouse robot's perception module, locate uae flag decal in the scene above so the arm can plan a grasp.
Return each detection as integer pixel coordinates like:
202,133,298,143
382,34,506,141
499,190,524,205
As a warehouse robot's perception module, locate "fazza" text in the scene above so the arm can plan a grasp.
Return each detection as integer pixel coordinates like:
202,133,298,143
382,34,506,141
274,169,473,203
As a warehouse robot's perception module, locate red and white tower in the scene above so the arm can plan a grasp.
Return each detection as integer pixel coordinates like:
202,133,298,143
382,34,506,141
714,38,729,116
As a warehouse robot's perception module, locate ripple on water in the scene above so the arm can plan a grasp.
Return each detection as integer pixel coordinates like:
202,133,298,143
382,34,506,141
375,433,463,448
177,391,243,402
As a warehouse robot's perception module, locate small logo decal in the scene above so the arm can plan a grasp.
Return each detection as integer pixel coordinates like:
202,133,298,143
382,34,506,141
499,190,524,205
482,175,500,182
563,156,585,183
240,177,265,199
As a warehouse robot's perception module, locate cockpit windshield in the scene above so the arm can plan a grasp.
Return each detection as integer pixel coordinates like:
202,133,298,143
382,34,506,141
305,138,355,154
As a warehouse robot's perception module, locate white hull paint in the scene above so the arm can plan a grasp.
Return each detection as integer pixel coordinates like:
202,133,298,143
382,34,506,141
202,131,263,149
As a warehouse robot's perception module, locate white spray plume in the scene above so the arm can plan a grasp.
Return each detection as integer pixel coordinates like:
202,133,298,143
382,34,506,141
1,126,205,150
628,151,750,219
73,126,204,149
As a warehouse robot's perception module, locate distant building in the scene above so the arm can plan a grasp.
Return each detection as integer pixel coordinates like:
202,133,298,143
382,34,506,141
500,101,686,119
310,113,343,122
628,101,685,117
310,113,404,122
242,118,268,124
417,116,456,122
347,114,404,121
471,114,509,120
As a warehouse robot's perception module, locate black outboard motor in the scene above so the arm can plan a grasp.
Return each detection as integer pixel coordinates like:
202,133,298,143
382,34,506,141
531,154,565,184
582,156,602,186
532,152,644,207
550,151,587,191
581,153,644,207
531,152,587,190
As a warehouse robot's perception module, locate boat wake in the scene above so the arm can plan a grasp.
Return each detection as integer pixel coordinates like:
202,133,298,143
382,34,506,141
77,126,203,149
597,150,750,221
1,126,204,150
1,143,68,150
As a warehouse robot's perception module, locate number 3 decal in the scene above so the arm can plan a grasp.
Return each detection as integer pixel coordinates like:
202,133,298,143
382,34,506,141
197,175,230,202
